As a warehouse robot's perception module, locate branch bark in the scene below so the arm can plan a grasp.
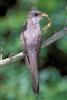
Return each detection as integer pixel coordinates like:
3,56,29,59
0,27,67,66
42,27,67,48
0,52,24,65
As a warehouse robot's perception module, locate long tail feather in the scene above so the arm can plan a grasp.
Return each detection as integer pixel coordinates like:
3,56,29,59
25,50,39,93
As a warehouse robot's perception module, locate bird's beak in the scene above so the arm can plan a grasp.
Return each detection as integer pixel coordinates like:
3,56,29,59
40,13,48,17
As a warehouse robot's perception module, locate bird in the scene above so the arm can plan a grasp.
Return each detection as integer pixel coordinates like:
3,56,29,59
20,9,48,93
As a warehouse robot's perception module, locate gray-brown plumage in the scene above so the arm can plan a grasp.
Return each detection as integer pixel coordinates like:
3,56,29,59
20,10,48,93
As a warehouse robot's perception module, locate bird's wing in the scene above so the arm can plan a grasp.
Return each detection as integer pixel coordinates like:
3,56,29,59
20,20,27,52
20,20,30,65
36,34,41,54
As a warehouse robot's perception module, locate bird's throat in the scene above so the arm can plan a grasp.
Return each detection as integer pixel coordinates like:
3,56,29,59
31,17,38,24
27,19,40,31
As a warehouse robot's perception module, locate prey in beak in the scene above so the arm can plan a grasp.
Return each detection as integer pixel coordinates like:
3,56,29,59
40,12,51,31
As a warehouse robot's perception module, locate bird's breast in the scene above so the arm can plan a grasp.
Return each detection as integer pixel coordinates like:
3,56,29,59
24,27,41,45
24,24,41,44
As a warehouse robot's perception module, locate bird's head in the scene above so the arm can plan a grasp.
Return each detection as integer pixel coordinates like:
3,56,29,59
28,10,48,24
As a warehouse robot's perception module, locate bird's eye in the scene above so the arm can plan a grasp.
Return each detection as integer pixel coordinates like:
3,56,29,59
34,13,38,17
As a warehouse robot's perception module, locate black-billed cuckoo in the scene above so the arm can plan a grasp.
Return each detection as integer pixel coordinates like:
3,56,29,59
20,10,49,93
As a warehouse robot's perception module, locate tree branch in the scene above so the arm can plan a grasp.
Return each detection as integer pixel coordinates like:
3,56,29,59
42,27,67,48
0,52,24,65
0,27,67,66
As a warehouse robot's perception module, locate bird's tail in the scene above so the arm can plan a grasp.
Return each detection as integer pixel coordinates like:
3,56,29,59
25,50,39,93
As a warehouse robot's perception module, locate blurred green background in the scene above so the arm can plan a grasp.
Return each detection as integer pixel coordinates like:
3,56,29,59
0,0,67,100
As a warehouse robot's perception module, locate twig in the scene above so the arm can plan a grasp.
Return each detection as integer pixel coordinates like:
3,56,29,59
0,52,24,65
0,27,67,66
42,27,67,48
